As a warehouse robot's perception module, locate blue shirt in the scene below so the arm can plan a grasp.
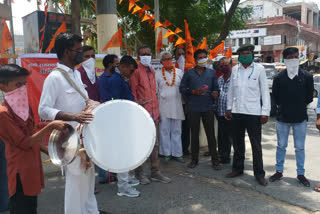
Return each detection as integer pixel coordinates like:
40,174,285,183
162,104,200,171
179,67,219,112
217,76,230,117
98,72,134,102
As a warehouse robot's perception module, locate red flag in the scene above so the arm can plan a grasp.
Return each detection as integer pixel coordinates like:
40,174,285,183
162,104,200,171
168,35,175,43
1,19,13,54
162,20,172,28
156,30,163,54
138,4,151,17
199,37,207,50
128,49,131,55
45,22,67,53
61,0,64,6
225,43,232,57
184,20,195,70
102,27,123,52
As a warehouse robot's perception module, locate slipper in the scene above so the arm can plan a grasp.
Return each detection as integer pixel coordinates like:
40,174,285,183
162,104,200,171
314,184,320,192
172,157,185,163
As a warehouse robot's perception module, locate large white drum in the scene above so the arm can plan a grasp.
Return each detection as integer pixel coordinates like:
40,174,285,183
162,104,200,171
82,100,156,173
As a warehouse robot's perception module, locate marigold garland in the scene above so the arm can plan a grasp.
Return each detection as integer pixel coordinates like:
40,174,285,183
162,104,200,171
162,66,176,86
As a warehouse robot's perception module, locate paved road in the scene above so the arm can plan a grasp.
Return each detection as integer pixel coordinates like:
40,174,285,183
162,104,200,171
2,100,320,214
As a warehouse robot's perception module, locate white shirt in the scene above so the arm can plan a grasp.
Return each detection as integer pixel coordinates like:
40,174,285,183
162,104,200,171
38,63,88,128
227,62,270,116
155,67,185,120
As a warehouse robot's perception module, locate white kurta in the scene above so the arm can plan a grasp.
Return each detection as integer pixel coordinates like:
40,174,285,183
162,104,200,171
156,68,185,157
39,63,99,214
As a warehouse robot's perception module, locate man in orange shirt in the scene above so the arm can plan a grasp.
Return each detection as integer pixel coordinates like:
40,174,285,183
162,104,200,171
0,64,67,214
129,44,171,185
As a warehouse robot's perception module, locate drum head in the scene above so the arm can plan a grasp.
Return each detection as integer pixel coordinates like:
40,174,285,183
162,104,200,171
48,125,80,166
82,100,156,173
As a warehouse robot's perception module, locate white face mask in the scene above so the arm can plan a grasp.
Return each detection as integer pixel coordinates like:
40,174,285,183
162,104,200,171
197,58,208,68
177,55,185,70
115,67,120,74
82,58,96,84
284,59,299,79
140,56,152,67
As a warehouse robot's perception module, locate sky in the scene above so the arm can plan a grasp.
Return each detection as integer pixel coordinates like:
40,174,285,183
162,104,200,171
4,0,320,36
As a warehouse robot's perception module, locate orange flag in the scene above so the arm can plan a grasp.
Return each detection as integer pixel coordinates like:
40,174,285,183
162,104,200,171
168,35,175,43
61,0,64,6
119,0,123,4
199,37,207,50
162,20,172,28
225,43,232,57
128,2,135,11
141,13,153,22
175,37,185,46
156,30,163,54
154,21,163,31
1,19,13,54
132,5,142,14
102,27,122,52
196,43,201,50
45,22,66,53
209,41,225,59
164,29,175,38
184,20,195,70
138,4,151,17
174,28,182,34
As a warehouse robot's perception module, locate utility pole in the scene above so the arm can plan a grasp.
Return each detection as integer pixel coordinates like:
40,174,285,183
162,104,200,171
96,0,119,54
8,0,15,57
154,0,160,58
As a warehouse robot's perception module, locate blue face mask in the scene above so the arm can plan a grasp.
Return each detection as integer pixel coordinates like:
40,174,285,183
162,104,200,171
73,51,83,65
239,54,253,65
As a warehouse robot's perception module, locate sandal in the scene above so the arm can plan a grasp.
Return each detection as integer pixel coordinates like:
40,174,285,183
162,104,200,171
163,156,170,162
314,183,320,192
173,157,185,163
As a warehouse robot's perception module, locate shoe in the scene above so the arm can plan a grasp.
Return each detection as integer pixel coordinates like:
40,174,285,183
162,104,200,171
117,187,140,197
297,175,310,187
269,171,283,182
257,177,268,186
187,160,198,168
172,157,185,163
94,187,100,194
136,174,151,185
128,179,140,187
226,171,243,178
212,163,222,170
99,210,113,214
150,172,171,184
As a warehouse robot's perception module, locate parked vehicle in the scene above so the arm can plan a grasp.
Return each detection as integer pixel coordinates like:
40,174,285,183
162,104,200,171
260,63,277,116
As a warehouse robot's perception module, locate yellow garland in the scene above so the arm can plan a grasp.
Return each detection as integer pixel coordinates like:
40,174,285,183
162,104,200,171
162,66,176,86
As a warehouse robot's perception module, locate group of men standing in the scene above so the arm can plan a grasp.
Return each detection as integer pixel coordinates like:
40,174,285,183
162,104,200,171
0,30,318,214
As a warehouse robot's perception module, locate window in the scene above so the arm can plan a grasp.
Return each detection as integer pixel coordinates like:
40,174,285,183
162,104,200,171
277,9,279,15
239,38,243,46
254,37,259,45
245,38,251,44
232,39,236,46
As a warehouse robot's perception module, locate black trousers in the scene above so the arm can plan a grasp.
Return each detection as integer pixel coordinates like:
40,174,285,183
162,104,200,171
217,116,233,162
10,174,37,214
189,110,219,165
232,114,265,179
181,105,190,154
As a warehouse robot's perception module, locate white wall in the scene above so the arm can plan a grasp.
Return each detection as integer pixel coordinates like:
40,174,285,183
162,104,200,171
240,0,283,19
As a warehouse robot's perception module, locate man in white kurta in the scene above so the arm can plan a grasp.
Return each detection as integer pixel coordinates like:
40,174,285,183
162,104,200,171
38,33,100,214
156,51,185,162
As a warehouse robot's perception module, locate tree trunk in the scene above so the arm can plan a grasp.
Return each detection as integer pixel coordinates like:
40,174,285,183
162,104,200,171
71,0,81,36
211,0,240,49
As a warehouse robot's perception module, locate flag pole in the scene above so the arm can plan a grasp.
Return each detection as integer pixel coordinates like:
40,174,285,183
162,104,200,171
8,0,15,59
154,0,159,58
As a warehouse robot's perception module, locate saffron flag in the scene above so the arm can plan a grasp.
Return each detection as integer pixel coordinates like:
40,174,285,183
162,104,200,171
225,43,232,57
128,2,135,11
199,37,207,50
45,22,67,53
132,5,142,14
61,0,64,6
162,20,172,28
164,29,175,39
154,21,163,31
1,19,13,54
174,28,183,34
168,35,175,43
138,4,151,17
156,30,163,54
141,13,153,22
175,37,185,46
119,0,123,4
102,27,123,52
184,20,195,70
209,41,225,59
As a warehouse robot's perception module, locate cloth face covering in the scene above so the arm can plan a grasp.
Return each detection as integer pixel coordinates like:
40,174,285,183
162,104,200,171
239,54,253,65
140,56,152,67
177,55,185,70
197,58,208,68
5,85,29,121
82,58,96,84
284,59,299,79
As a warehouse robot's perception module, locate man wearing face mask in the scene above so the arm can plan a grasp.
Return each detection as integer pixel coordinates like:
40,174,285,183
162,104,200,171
129,44,171,185
179,49,220,170
39,33,106,214
156,51,185,163
217,57,233,164
225,44,270,186
269,47,313,187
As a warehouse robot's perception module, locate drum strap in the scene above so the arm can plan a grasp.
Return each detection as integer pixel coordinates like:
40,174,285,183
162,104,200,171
54,67,90,105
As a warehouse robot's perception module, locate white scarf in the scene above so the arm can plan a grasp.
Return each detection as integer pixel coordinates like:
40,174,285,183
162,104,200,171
284,59,299,80
82,58,96,84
